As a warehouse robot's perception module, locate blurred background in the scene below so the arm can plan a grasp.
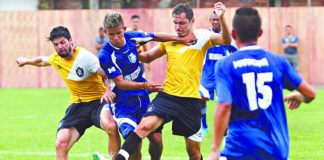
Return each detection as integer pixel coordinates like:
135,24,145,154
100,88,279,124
0,0,323,88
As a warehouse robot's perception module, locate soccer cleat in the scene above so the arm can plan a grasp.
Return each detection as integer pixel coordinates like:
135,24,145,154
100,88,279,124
93,152,107,160
202,127,208,138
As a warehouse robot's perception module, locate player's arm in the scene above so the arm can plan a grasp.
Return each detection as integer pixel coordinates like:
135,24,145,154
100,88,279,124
210,2,231,45
16,56,50,67
284,80,316,109
208,102,231,160
152,32,196,45
96,68,116,103
138,45,165,63
112,75,162,92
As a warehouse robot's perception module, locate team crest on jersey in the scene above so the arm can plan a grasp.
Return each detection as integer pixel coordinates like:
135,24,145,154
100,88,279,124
128,53,137,63
76,67,84,77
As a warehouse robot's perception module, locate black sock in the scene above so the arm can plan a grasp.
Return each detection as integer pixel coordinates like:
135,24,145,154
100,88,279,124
116,132,142,159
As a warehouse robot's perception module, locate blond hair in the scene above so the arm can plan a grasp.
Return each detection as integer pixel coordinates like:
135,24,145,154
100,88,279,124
103,12,124,29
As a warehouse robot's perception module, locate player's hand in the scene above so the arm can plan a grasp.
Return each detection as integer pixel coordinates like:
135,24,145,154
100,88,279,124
101,88,116,104
207,150,219,160
146,82,163,92
214,2,226,17
179,33,197,46
284,92,303,110
136,42,143,54
16,57,28,67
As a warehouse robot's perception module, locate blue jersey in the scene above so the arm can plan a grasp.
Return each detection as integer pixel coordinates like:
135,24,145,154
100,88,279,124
200,44,237,90
99,31,154,102
215,45,303,159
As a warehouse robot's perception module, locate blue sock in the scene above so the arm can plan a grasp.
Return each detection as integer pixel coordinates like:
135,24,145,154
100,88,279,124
201,104,208,129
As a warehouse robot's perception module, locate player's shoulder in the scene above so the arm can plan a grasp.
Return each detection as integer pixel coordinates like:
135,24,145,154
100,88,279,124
194,29,212,35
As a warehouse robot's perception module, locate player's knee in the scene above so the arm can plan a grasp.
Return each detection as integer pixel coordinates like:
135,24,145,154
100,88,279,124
104,120,118,135
148,132,162,145
55,139,69,151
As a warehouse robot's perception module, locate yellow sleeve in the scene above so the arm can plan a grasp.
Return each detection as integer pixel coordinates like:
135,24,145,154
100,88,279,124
159,42,166,53
47,53,57,65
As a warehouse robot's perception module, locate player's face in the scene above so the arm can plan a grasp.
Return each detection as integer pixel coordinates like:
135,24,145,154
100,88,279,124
131,18,140,30
210,14,220,32
105,24,126,48
52,37,73,58
172,12,194,37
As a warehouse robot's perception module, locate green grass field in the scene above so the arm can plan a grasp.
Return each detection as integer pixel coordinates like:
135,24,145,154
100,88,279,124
0,88,323,160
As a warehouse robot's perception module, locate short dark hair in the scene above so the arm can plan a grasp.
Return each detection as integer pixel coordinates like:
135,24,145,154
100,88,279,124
233,7,261,43
131,14,140,20
172,3,194,20
47,26,71,42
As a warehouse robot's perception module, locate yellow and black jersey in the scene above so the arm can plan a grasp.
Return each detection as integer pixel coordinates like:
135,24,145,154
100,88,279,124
48,47,106,103
159,29,214,99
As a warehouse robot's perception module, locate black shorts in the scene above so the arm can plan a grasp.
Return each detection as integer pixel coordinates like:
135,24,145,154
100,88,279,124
57,100,105,137
144,92,202,137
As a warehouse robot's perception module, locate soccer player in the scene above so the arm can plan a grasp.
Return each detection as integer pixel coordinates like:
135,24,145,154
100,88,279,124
199,11,237,137
15,26,120,160
282,25,299,71
95,27,109,55
115,2,231,160
98,12,195,160
208,7,316,160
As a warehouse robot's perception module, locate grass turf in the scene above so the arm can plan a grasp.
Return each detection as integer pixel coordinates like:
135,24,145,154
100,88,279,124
0,88,323,159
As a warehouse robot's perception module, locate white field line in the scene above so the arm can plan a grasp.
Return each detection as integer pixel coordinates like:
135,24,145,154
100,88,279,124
0,151,186,160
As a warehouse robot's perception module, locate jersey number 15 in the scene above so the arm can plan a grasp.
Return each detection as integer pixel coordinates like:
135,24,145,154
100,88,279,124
242,72,273,111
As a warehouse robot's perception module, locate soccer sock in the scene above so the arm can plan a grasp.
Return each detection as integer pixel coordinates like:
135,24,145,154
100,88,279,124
201,104,208,129
115,132,142,160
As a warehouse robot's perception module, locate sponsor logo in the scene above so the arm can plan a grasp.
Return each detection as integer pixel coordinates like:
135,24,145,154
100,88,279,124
76,67,84,77
124,66,141,81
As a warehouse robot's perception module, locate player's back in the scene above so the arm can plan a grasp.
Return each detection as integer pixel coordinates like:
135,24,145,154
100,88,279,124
217,45,302,159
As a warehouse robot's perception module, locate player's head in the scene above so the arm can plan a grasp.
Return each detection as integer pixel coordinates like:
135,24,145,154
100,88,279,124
232,7,262,43
172,3,195,37
285,25,293,35
48,26,73,58
210,11,221,33
98,27,105,37
130,14,140,31
103,12,126,47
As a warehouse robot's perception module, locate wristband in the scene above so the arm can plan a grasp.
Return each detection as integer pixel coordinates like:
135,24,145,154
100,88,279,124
143,82,147,90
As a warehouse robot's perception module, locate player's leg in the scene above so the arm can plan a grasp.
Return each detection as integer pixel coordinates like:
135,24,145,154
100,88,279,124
56,127,80,160
185,137,202,160
199,85,213,137
147,131,163,160
115,115,164,160
56,103,91,160
99,106,120,159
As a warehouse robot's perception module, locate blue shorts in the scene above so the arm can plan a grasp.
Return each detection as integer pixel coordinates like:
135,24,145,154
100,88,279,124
108,94,150,139
199,85,215,100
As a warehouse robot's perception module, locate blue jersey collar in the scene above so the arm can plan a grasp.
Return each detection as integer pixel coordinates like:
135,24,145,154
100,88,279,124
239,44,262,51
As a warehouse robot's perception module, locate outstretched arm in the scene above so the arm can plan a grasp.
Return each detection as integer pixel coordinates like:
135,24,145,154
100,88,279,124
138,45,165,63
16,56,50,67
152,32,196,45
210,2,231,45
